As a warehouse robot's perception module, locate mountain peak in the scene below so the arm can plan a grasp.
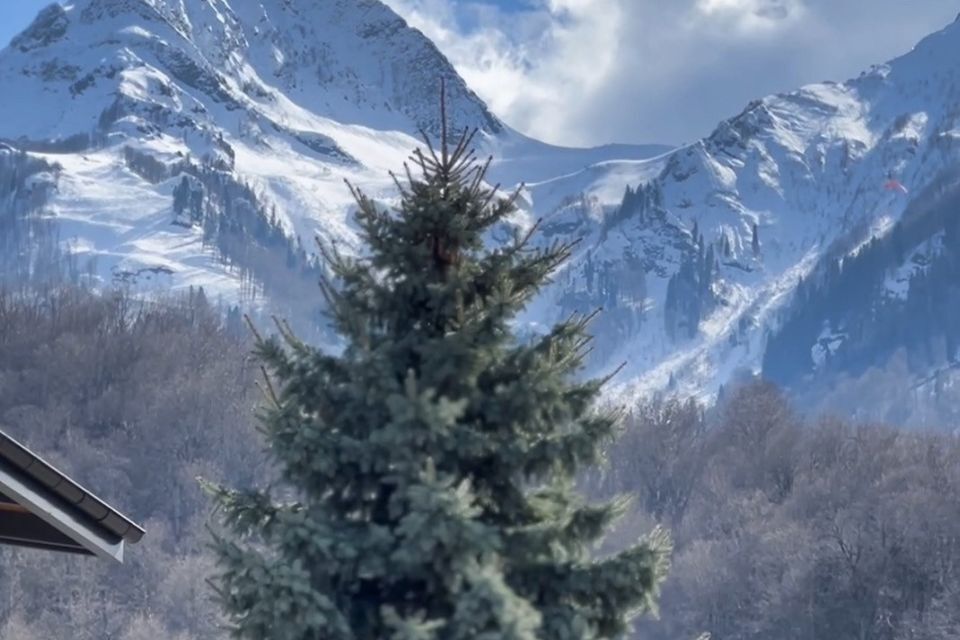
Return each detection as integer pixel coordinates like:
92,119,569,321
0,0,502,142
9,3,70,53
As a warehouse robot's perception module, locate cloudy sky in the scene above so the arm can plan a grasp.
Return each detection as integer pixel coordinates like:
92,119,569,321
382,0,960,146
3,1,958,147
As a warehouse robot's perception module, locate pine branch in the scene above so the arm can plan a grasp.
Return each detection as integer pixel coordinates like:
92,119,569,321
440,76,448,169
403,162,417,189
579,307,604,329
243,313,264,344
388,170,410,199
271,315,305,352
447,151,479,182
514,218,543,253
448,127,478,169
314,234,348,280
597,361,628,387
259,364,281,409
417,127,442,170
412,148,432,175
468,156,493,195
503,182,527,210
479,183,503,210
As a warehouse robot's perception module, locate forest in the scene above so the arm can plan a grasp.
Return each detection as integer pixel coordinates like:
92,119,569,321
0,281,957,638
0,285,261,639
763,168,960,396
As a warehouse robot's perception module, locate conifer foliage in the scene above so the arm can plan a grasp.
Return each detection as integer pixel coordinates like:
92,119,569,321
208,90,670,640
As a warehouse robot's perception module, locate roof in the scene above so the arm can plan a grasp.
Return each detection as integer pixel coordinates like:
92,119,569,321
0,428,145,562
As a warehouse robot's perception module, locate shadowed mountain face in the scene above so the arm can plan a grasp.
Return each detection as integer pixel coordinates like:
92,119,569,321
3,1,960,423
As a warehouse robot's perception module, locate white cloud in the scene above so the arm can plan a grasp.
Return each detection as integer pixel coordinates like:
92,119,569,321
388,0,623,146
385,0,960,147
691,0,806,34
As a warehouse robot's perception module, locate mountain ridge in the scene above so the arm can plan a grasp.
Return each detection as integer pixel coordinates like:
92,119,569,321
528,14,960,422
3,0,960,423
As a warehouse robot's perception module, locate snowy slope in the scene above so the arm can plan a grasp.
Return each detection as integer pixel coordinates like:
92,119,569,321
0,0,667,312
512,13,960,404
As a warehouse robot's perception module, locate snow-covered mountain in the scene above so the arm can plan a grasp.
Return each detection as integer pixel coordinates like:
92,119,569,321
514,12,960,417
0,0,666,317
3,0,960,421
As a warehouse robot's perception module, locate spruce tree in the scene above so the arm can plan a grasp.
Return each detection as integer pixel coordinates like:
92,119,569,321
207,95,670,640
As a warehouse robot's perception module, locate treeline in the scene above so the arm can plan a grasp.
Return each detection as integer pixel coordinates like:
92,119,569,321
605,183,761,343
556,246,648,364
664,226,718,341
589,381,960,640
0,148,87,288
0,285,264,640
764,169,960,387
663,220,760,342
122,146,327,338
606,182,665,229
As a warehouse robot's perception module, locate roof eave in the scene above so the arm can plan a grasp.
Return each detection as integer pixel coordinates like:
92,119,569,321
0,461,126,563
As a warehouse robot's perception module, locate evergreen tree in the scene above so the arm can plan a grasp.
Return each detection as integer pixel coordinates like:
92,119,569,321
751,223,760,257
173,175,190,217
207,96,670,639
584,250,596,293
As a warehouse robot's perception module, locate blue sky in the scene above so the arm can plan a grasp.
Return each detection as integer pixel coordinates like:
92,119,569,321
3,1,959,146
0,1,50,48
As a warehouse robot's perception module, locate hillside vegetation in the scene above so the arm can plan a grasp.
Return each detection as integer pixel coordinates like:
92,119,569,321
0,284,956,638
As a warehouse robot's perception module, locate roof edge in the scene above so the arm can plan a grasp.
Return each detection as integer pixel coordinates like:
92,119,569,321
0,429,145,545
